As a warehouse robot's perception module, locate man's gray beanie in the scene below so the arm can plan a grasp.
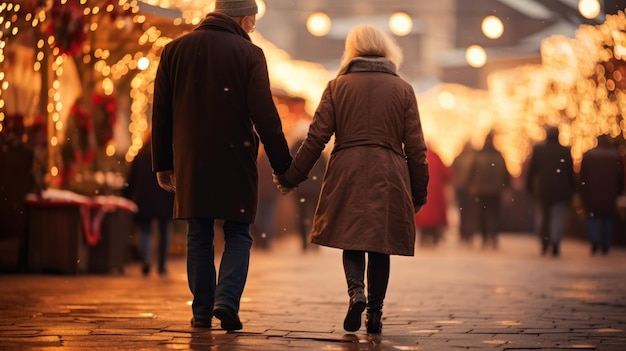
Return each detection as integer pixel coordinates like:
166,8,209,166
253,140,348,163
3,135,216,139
214,0,258,17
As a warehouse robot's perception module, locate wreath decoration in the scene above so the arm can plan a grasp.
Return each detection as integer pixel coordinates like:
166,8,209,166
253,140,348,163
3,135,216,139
69,102,96,165
46,0,88,56
92,93,117,146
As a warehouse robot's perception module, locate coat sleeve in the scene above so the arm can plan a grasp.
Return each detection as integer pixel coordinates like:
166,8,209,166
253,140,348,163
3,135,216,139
279,81,335,188
247,48,292,174
402,88,429,208
151,47,174,172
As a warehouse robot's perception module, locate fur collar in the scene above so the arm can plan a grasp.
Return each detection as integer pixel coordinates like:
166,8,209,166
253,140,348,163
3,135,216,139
338,56,398,76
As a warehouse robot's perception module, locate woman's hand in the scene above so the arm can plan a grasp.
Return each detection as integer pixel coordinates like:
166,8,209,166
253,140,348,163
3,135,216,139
272,174,294,195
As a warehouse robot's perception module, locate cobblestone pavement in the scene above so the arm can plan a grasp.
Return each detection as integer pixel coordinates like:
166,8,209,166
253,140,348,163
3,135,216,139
0,232,625,350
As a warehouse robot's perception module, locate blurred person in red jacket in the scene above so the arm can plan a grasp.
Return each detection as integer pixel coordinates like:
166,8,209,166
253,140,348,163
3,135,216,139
415,148,453,247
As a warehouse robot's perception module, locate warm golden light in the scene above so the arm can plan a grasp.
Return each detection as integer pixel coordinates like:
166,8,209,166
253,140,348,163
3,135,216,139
482,15,504,39
106,144,116,156
2,0,624,188
578,0,601,19
438,91,456,110
257,0,266,20
389,12,412,36
466,45,487,67
137,57,149,70
306,12,331,37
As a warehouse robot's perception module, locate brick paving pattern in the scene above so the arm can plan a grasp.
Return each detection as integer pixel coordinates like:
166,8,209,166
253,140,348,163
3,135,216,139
0,233,625,350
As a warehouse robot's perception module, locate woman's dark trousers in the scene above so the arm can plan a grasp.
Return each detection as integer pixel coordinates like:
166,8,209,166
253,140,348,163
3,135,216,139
343,250,389,333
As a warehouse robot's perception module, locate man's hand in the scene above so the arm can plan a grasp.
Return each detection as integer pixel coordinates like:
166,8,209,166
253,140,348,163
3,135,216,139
156,170,176,192
272,174,294,195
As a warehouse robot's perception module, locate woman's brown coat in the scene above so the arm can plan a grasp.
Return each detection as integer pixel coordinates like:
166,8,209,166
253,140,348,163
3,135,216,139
279,57,429,256
151,13,291,223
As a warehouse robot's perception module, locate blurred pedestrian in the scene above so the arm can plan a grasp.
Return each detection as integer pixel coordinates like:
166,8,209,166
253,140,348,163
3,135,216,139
252,146,280,250
467,132,510,249
525,127,576,257
151,0,292,330
123,136,174,276
288,101,327,251
618,144,626,221
452,142,477,245
579,135,624,255
415,148,453,247
274,24,429,334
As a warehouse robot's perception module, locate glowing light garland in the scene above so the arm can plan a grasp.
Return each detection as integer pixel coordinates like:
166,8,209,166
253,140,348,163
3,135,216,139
0,1,624,183
417,12,626,176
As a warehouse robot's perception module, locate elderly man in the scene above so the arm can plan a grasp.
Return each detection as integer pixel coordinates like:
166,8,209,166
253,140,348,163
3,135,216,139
151,0,292,330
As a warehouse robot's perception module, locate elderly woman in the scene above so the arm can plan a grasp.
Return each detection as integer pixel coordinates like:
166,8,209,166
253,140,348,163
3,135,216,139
276,24,429,333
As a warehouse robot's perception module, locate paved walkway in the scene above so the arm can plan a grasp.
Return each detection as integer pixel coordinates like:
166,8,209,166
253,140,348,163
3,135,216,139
0,232,625,350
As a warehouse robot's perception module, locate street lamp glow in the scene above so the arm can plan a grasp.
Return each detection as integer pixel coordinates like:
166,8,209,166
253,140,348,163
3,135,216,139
466,45,487,68
578,0,601,19
137,57,149,70
307,12,331,37
438,90,456,110
256,0,266,20
482,15,504,39
389,12,412,36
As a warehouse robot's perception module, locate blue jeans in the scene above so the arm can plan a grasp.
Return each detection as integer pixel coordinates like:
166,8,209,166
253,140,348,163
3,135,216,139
536,201,567,253
138,217,172,273
186,218,252,320
475,194,501,247
587,214,614,254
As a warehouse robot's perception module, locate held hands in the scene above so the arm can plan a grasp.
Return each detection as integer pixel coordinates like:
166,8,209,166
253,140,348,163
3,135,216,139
272,174,294,195
156,170,176,192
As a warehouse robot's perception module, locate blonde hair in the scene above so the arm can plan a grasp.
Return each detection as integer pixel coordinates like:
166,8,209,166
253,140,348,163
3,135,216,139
340,24,403,70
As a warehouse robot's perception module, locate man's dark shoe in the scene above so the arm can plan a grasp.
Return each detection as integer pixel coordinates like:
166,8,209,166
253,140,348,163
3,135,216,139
190,317,212,328
343,294,366,332
142,263,150,276
214,307,243,331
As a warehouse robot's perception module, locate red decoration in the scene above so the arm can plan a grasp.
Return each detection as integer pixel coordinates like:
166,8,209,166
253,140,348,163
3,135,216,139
46,0,88,56
69,101,96,165
0,113,25,139
92,93,117,145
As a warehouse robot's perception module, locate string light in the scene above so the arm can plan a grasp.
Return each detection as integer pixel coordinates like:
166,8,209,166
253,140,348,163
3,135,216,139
1,1,625,182
426,12,626,176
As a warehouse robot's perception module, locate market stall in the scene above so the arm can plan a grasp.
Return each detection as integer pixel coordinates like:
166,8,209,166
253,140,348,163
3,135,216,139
25,189,136,274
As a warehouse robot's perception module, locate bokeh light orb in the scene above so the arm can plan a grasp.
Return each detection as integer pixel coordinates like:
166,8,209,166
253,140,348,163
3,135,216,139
438,90,456,110
137,57,150,70
466,45,487,67
307,12,331,37
256,0,266,20
482,15,504,39
389,12,412,36
578,0,601,19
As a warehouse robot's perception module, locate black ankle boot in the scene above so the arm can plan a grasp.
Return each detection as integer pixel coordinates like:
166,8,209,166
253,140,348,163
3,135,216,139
366,307,382,333
365,252,388,334
343,293,366,332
